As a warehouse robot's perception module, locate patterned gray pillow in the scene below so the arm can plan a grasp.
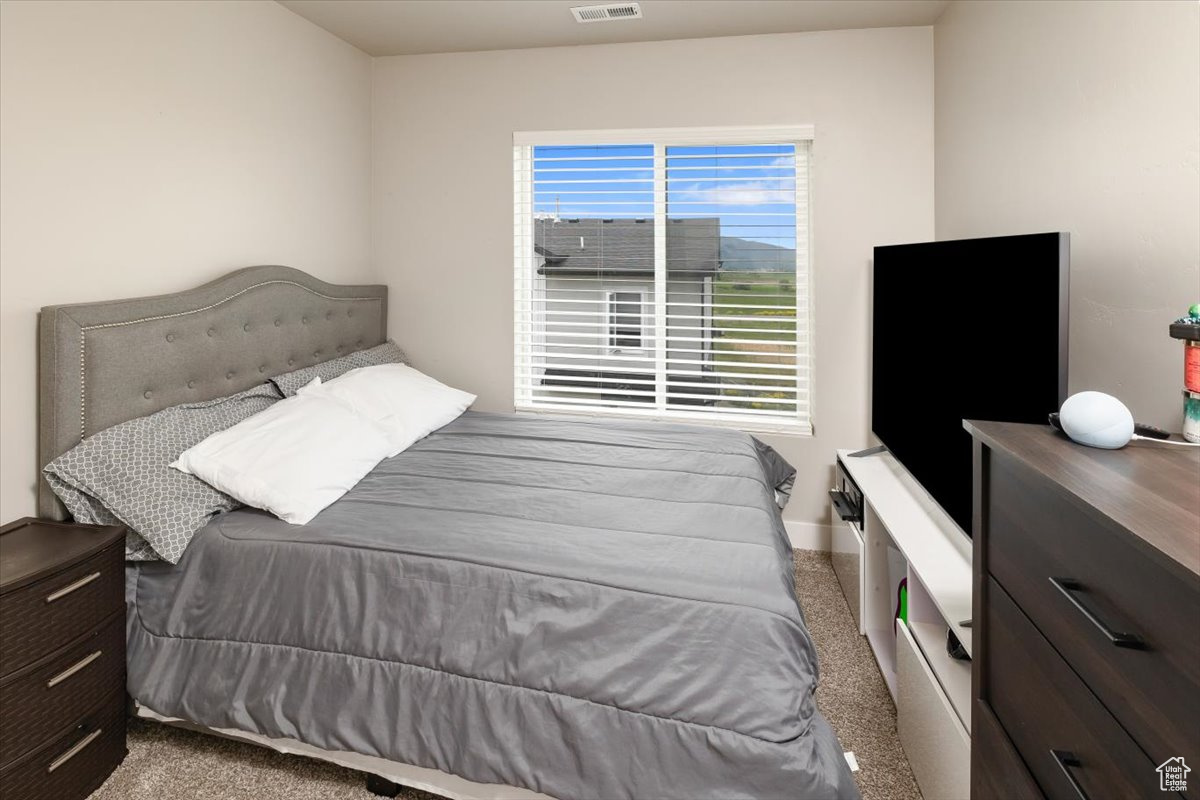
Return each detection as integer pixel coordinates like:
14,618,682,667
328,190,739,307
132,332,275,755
271,340,408,397
43,472,159,560
44,383,282,563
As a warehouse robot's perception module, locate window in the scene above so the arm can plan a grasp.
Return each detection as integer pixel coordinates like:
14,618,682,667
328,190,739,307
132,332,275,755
514,126,812,434
607,290,646,351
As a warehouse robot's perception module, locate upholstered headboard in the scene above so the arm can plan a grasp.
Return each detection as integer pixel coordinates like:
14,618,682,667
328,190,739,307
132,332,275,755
38,265,388,519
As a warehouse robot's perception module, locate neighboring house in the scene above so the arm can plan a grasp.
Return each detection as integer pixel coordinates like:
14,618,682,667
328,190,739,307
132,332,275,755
532,217,722,405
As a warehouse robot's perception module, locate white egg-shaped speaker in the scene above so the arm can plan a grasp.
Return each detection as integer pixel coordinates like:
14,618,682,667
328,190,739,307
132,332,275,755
1059,391,1134,449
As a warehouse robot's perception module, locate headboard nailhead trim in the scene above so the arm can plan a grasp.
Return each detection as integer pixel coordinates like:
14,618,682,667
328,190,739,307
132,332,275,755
78,330,87,442
76,280,382,441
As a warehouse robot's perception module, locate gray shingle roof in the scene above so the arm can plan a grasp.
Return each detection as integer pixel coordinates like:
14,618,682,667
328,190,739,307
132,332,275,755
535,217,720,275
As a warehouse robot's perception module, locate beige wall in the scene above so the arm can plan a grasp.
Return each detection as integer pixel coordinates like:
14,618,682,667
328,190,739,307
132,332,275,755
0,0,373,518
935,0,1200,429
373,28,936,526
9,1,1188,532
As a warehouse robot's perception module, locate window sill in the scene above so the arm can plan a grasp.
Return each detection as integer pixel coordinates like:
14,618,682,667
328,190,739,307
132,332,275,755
514,403,813,438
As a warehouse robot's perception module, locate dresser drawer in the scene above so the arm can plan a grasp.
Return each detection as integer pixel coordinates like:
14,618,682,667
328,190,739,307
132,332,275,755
972,700,1042,800
0,543,123,675
986,451,1200,765
0,690,125,800
986,578,1163,799
0,611,125,766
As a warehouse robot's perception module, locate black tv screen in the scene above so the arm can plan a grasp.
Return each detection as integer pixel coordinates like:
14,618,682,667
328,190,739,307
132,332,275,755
872,233,1068,535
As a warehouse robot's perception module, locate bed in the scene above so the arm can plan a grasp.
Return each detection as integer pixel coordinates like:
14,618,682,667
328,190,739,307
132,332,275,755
38,266,859,800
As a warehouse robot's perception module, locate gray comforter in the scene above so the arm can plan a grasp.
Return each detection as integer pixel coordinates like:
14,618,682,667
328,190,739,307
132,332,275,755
126,412,858,800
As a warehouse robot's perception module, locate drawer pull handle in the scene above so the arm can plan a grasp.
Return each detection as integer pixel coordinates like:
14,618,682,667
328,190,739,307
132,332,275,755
1050,749,1090,800
47,728,102,773
45,571,100,603
47,650,102,688
1049,577,1146,649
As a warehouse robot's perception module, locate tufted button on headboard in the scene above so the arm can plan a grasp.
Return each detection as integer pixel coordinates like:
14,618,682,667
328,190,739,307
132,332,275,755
37,265,388,520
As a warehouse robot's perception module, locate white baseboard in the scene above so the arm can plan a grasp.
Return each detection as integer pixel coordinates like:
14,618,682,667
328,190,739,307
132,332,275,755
783,520,832,552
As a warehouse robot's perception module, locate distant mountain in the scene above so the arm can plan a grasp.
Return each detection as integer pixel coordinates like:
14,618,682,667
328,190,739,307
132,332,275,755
719,237,795,272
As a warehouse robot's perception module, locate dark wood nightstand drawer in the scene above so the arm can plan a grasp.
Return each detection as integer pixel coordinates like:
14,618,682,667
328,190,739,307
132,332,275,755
0,543,123,676
0,690,125,800
0,611,124,766
986,450,1200,767
986,578,1163,800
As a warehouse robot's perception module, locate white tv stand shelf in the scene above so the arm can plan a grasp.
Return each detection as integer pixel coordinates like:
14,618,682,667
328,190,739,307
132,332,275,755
831,448,972,799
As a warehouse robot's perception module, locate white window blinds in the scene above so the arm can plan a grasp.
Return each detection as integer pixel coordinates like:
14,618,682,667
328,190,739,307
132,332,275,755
514,127,812,434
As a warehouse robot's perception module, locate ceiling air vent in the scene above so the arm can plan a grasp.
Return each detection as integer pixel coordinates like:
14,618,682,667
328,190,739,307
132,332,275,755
571,3,643,24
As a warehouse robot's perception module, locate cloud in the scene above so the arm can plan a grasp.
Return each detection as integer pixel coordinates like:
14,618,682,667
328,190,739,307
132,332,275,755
675,180,795,206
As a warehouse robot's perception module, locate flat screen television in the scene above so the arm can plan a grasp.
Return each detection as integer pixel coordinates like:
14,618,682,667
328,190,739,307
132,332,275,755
872,232,1069,536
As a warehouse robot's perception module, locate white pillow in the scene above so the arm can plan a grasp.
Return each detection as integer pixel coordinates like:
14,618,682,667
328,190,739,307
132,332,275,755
172,379,395,525
301,363,475,457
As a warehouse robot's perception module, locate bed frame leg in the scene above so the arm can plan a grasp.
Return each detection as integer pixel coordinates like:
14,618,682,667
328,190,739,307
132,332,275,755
366,773,402,797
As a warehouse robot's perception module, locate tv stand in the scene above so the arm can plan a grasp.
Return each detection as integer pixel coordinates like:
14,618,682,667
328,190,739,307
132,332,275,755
831,449,972,799
845,444,887,458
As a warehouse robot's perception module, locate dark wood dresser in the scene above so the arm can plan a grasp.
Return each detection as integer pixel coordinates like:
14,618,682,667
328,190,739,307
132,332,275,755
0,518,127,800
966,422,1200,799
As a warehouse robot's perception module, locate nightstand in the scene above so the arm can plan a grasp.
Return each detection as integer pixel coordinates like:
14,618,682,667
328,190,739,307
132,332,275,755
0,518,127,800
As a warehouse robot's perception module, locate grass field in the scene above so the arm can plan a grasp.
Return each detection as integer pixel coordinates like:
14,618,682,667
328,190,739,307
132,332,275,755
708,273,798,413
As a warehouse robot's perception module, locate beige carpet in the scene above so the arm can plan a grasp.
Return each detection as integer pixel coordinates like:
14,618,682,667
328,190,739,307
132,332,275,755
796,551,921,800
91,550,920,800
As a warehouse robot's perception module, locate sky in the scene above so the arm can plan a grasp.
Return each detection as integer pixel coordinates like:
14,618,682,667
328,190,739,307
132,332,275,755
531,143,799,250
